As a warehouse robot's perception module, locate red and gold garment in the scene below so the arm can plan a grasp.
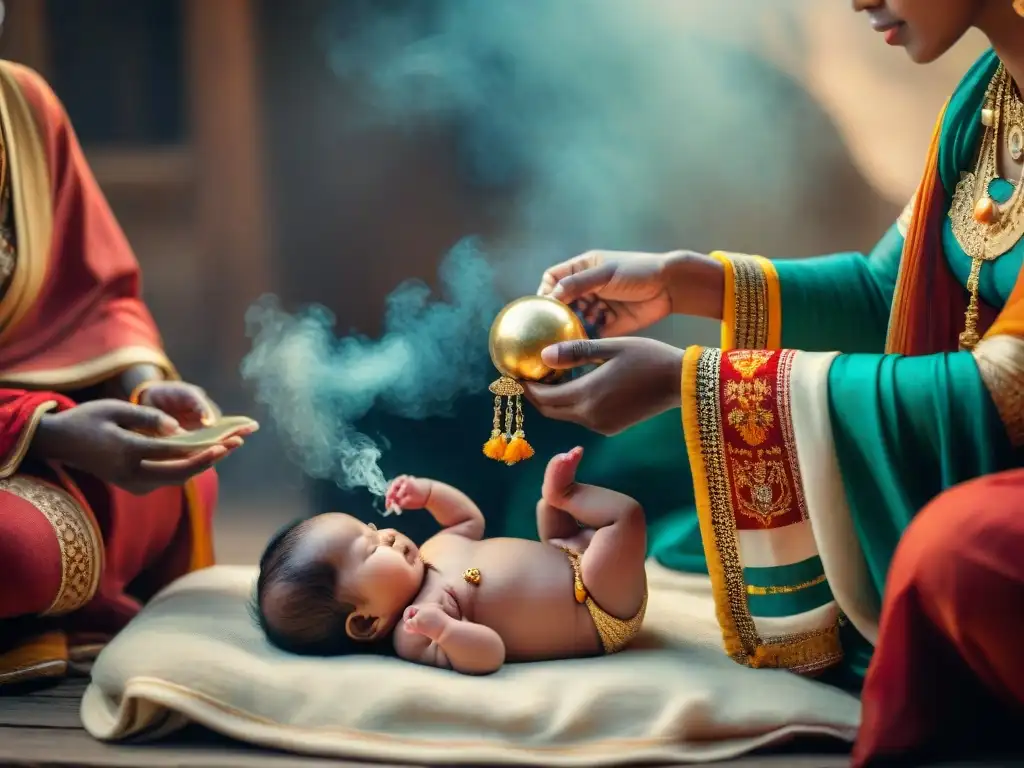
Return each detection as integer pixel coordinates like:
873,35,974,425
0,61,215,686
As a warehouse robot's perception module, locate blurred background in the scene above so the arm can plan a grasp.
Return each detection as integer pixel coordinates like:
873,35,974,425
0,0,986,562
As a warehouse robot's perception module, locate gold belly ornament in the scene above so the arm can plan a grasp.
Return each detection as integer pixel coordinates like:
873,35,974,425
483,296,587,465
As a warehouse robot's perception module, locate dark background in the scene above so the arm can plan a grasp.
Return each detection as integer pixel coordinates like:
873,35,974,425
0,0,897,562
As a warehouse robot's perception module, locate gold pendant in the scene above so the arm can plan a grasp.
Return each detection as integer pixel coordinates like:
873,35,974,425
574,576,588,604
1009,124,1024,162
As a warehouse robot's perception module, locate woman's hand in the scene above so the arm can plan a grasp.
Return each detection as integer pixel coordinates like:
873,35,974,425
523,337,684,435
536,250,725,336
136,381,220,430
31,400,241,495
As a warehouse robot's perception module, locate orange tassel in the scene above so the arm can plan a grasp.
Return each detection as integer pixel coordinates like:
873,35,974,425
483,431,508,461
502,431,534,465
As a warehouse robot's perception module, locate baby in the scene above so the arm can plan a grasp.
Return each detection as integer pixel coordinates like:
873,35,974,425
254,446,648,674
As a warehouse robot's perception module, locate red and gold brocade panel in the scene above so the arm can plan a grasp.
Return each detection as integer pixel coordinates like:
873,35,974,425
683,347,842,675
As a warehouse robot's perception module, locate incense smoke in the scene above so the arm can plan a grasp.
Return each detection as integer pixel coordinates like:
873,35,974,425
244,1,836,496
325,0,812,292
241,240,501,498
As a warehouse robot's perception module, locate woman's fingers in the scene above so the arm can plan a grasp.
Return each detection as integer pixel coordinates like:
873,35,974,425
137,440,241,482
537,253,603,297
122,432,216,461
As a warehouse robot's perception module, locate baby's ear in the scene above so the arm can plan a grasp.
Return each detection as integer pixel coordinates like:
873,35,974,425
345,612,380,641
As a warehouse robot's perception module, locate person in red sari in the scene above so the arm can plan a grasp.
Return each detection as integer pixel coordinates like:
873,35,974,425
0,60,253,685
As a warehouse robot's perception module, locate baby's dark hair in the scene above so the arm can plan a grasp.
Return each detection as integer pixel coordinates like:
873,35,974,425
251,516,392,657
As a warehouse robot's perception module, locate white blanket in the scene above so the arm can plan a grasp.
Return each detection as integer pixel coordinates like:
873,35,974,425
81,561,859,765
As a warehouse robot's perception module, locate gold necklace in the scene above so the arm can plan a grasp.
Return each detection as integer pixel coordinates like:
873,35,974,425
949,64,1024,349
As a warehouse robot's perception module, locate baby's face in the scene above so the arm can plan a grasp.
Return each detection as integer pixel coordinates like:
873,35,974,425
302,513,425,638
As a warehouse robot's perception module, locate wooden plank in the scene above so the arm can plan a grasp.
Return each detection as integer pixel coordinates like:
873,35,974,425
182,0,273,389
0,688,81,728
0,0,50,77
0,724,391,767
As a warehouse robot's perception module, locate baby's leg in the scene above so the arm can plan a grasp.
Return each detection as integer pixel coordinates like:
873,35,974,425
542,447,647,620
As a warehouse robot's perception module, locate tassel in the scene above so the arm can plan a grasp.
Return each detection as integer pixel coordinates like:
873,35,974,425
482,430,507,460
502,395,533,464
503,430,534,465
485,377,533,465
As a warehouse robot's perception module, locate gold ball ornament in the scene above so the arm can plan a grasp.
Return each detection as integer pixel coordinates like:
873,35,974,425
488,295,588,382
482,296,588,466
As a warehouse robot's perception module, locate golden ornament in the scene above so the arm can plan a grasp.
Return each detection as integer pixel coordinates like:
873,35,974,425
482,296,588,465
463,567,482,586
950,63,1024,349
974,196,998,224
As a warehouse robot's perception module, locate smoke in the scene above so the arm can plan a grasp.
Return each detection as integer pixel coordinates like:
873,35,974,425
325,0,812,292
244,1,828,495
241,239,501,499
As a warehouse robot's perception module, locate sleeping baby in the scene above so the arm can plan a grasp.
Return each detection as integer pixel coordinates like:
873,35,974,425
254,446,648,674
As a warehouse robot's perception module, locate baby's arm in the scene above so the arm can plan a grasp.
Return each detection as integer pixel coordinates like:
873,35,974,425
394,604,506,675
542,447,647,620
387,475,484,540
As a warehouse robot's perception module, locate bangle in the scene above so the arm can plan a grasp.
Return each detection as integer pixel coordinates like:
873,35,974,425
128,380,158,405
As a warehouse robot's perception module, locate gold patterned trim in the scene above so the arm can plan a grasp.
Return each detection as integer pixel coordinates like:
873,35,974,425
0,475,103,616
0,345,177,390
973,334,1024,447
0,62,52,348
746,573,827,596
709,252,781,351
687,346,759,656
0,398,59,478
681,346,842,675
896,192,916,239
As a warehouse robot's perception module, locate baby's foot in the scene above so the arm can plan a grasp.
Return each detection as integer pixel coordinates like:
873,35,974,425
386,475,432,510
542,446,584,504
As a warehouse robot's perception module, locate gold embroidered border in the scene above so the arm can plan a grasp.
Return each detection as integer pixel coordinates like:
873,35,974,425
754,623,843,675
0,62,52,348
0,399,58,478
0,346,178,390
683,345,843,674
746,573,827,596
733,257,769,349
775,350,808,520
0,475,103,616
692,347,759,656
710,252,782,351
973,334,1024,447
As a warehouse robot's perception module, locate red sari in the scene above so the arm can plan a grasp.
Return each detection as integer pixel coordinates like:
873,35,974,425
0,62,216,685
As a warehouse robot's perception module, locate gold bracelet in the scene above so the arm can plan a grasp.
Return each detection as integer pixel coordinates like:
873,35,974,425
128,380,159,405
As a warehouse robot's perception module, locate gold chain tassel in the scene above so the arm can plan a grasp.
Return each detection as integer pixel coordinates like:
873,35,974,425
502,394,534,465
482,393,507,460
484,377,528,463
960,255,984,350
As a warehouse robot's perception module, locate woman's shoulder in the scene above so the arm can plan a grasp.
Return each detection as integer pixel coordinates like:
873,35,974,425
0,61,70,134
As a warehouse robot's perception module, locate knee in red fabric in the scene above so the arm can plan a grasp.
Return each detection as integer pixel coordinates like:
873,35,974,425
890,469,1024,623
854,470,1024,766
0,491,62,619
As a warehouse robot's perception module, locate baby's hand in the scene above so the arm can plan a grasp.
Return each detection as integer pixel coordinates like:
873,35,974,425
402,604,450,642
386,475,432,511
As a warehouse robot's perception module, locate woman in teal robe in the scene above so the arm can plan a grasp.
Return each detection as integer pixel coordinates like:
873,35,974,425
523,3,1024,765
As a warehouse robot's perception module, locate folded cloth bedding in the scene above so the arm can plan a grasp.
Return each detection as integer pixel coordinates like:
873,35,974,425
80,561,859,765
